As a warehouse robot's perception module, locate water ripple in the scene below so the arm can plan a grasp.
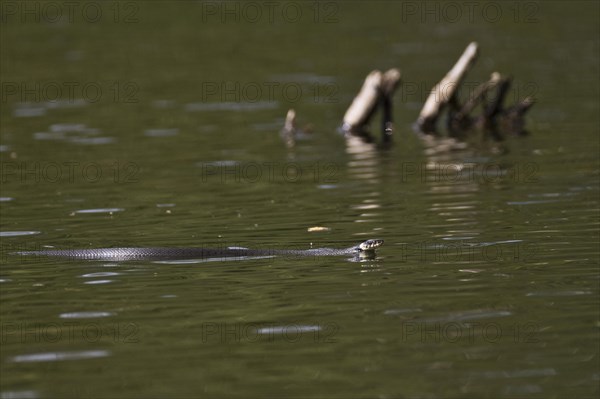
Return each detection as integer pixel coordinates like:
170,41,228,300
10,350,110,363
144,128,179,137
0,231,41,237
83,280,114,285
80,272,121,278
74,208,124,214
474,368,557,379
416,310,512,323
59,311,115,319
0,390,40,399
526,290,593,297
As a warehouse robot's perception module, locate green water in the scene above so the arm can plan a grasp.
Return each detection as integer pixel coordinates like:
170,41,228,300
1,1,599,398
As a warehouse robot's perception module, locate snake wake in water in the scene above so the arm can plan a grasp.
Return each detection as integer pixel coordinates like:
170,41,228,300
16,239,384,261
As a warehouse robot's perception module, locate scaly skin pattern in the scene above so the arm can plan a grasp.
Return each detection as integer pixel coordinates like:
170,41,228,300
16,239,384,261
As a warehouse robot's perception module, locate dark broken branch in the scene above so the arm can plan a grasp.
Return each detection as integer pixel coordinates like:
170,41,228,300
380,68,401,144
498,97,534,136
448,72,502,134
461,72,502,119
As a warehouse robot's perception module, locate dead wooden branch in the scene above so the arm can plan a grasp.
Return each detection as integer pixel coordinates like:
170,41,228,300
280,108,296,148
498,97,534,136
279,42,533,151
342,70,383,140
342,68,401,144
416,42,534,142
461,73,502,119
416,42,479,134
448,72,502,134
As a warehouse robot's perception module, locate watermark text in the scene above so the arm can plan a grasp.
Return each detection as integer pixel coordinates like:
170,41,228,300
2,81,139,104
400,162,539,184
200,322,339,343
400,321,540,343
1,161,140,184
199,161,339,184
1,322,139,344
1,1,140,24
200,1,339,24
400,1,540,24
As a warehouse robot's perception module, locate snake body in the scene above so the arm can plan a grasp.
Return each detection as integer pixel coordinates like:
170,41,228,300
16,239,383,261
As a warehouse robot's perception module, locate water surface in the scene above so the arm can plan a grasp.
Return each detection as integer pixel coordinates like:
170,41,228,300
1,2,599,398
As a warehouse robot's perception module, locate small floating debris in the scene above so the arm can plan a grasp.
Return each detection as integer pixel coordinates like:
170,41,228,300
307,226,331,232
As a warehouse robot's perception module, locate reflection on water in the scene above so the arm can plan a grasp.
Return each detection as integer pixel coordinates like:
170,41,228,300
13,100,87,118
345,136,384,230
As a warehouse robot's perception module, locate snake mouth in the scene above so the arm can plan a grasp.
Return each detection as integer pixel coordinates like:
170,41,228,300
358,239,384,251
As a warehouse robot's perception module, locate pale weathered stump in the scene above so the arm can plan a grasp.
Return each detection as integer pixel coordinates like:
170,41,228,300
342,68,401,143
342,70,383,140
416,42,479,134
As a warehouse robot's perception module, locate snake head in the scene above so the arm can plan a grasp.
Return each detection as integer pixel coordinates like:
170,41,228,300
357,239,384,252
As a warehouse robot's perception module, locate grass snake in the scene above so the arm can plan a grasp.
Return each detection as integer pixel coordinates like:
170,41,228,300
16,239,384,261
